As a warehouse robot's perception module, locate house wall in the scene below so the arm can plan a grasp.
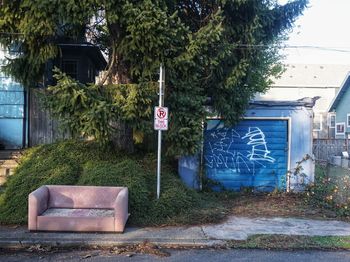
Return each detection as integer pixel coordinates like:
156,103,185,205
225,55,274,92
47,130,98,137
334,88,350,138
1,44,105,149
257,87,336,139
0,48,69,148
255,64,350,139
0,48,26,149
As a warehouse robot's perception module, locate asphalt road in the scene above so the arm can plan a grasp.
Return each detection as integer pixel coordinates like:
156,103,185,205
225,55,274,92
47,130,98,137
1,249,350,262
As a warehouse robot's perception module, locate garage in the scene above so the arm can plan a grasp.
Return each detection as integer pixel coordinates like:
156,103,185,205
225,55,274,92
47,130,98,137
178,99,315,192
203,119,289,191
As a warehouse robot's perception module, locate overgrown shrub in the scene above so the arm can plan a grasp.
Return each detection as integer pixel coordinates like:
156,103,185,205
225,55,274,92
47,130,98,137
41,70,156,146
148,175,196,221
78,160,152,223
306,164,350,216
0,140,219,226
0,140,114,224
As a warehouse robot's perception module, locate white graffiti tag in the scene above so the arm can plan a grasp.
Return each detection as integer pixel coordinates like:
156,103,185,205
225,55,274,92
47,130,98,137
204,128,252,173
241,127,276,164
204,126,275,175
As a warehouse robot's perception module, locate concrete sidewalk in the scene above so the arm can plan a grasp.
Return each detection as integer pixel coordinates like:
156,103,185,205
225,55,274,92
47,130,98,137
2,216,350,249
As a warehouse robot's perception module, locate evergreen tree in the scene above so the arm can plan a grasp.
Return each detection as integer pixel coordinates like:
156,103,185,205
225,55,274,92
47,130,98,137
0,0,308,155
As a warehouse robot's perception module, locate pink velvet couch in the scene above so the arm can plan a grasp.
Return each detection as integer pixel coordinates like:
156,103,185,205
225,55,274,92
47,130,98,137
28,185,129,232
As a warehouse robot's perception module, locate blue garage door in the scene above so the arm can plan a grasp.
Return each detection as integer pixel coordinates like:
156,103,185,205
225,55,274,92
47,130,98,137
203,119,288,191
0,73,25,149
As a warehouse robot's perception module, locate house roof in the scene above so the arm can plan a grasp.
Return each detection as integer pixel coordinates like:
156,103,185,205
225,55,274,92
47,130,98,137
58,43,107,71
271,64,350,88
2,43,107,70
250,97,319,108
328,73,350,112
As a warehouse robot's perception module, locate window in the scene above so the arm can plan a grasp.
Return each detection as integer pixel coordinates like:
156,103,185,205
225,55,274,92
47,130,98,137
328,114,336,128
313,113,322,131
62,60,78,79
87,63,95,82
336,122,345,135
347,114,350,128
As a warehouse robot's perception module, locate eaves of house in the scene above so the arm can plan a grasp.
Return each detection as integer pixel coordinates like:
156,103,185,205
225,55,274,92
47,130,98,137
328,72,350,112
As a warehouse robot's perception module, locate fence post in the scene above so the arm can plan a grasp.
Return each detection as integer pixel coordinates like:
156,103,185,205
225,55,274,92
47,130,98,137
317,132,320,161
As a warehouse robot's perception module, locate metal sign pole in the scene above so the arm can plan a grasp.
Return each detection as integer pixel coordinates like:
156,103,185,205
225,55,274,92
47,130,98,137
157,64,164,199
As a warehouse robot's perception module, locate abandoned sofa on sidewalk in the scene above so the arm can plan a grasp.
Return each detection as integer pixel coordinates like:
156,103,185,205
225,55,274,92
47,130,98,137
28,185,129,233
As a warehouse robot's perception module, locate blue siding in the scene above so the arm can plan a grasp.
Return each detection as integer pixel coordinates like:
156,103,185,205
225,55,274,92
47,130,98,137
333,84,350,137
0,56,25,149
203,119,288,191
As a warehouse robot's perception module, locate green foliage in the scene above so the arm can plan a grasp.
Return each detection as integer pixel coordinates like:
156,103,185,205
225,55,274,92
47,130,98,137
77,160,152,223
0,140,226,226
107,81,156,142
0,0,308,155
147,173,196,223
42,69,114,145
306,165,350,217
0,140,114,224
41,69,156,145
117,0,187,79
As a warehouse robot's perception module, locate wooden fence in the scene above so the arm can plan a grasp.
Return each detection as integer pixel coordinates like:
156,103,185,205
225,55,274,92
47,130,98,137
29,89,70,146
313,139,350,162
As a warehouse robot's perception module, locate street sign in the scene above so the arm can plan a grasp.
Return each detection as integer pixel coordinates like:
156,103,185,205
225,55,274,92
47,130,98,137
156,65,165,199
154,106,168,130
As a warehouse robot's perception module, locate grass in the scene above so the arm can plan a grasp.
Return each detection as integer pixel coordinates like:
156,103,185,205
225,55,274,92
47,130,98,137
0,140,231,226
228,235,350,250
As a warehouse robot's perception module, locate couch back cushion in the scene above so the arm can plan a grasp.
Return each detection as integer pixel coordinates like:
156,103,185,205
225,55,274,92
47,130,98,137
47,185,122,209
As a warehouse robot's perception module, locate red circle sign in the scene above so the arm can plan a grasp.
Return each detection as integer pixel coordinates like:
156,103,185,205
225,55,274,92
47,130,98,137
157,108,167,119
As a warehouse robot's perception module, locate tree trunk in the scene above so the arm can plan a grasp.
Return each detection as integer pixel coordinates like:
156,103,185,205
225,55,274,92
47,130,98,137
109,56,134,153
110,120,134,153
99,20,135,153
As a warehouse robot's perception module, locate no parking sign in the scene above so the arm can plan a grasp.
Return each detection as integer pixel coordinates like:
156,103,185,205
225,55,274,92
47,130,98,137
154,106,168,130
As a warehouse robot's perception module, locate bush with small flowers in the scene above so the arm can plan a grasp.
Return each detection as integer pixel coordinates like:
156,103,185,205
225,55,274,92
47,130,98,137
306,164,350,217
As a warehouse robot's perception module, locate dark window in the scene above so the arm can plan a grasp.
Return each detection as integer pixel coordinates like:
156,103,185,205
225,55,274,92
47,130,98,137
328,114,335,128
87,63,95,82
336,123,345,135
313,113,322,131
62,60,78,79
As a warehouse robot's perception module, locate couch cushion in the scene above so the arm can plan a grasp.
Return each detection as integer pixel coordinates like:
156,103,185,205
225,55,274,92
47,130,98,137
47,185,121,209
37,216,115,232
42,208,114,217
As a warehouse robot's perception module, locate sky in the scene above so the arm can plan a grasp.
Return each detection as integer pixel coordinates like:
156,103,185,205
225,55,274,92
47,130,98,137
278,0,350,64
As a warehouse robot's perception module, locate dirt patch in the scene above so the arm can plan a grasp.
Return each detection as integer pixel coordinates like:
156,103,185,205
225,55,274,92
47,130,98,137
223,193,339,220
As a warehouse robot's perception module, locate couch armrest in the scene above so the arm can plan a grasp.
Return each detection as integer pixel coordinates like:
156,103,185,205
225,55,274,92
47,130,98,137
113,187,129,232
28,185,49,231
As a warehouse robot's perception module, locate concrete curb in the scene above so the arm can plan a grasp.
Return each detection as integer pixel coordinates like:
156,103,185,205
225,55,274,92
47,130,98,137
3,216,350,250
0,239,226,250
0,225,225,249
